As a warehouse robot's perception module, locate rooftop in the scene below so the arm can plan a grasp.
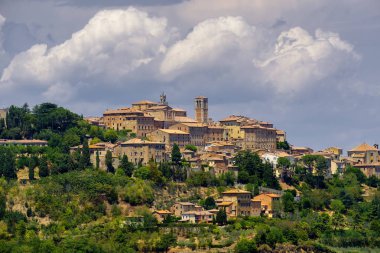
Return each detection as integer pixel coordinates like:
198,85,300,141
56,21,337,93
349,143,378,152
132,100,157,105
222,189,250,194
159,129,189,135
122,138,163,145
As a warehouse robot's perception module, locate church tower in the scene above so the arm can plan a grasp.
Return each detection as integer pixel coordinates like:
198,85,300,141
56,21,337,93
194,96,208,123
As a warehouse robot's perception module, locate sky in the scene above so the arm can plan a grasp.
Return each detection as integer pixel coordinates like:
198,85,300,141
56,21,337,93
0,0,379,152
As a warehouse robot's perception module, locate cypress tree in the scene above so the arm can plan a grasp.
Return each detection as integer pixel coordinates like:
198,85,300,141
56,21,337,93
96,151,100,169
80,138,91,169
119,154,134,177
171,143,181,165
105,150,114,173
39,156,49,178
0,147,17,180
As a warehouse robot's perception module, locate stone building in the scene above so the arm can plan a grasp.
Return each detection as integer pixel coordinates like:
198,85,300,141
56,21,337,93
147,129,190,149
119,138,166,165
241,125,277,151
217,189,253,217
169,122,208,149
103,108,155,137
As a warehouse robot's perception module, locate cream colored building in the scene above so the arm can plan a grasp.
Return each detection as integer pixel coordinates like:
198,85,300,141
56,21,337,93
206,126,225,142
252,193,281,218
169,122,208,148
170,202,203,217
103,108,155,137
153,210,173,223
348,143,380,178
217,189,252,217
276,130,286,143
347,143,379,164
241,125,277,151
147,129,190,149
119,138,166,165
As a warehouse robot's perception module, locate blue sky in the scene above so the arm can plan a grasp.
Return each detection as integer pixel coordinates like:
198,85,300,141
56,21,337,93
0,0,379,152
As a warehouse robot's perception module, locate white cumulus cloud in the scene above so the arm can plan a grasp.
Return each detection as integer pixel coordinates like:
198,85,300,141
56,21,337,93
160,16,257,75
0,7,171,99
254,27,359,93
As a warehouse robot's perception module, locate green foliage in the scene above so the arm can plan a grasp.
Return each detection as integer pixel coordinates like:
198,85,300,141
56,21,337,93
171,144,182,165
105,150,114,173
104,129,118,143
119,154,134,177
203,196,217,210
96,151,100,169
235,150,280,189
282,192,295,213
121,179,154,206
38,156,49,178
79,138,91,169
276,141,290,150
216,209,227,226
184,144,197,152
0,147,17,180
330,199,345,213
235,238,257,253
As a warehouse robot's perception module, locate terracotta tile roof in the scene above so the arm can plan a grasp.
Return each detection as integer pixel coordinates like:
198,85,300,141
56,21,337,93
174,116,197,123
349,143,378,152
217,201,233,206
122,138,163,145
153,210,172,214
132,100,157,105
146,105,171,110
222,189,250,194
159,129,189,134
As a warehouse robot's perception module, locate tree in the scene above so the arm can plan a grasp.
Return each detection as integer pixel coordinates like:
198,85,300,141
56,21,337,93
119,154,134,177
282,192,295,213
105,150,114,173
184,144,197,152
330,199,345,213
171,144,181,165
203,196,217,210
156,233,177,252
316,156,328,177
216,209,227,226
96,151,100,169
28,155,38,180
235,238,257,253
0,190,5,219
331,212,345,231
0,147,17,180
104,129,118,143
277,141,290,150
38,156,49,178
79,138,91,169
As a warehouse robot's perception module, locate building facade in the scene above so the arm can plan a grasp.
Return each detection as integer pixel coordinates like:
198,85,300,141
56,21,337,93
119,138,166,165
241,125,277,151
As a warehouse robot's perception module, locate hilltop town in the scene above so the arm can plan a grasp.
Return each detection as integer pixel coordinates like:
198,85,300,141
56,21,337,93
0,97,379,252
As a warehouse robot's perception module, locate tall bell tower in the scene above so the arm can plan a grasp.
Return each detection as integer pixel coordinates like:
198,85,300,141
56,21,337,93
194,96,208,123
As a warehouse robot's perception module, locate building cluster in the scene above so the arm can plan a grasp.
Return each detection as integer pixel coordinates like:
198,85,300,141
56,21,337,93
79,95,380,179
152,189,281,224
83,95,284,173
